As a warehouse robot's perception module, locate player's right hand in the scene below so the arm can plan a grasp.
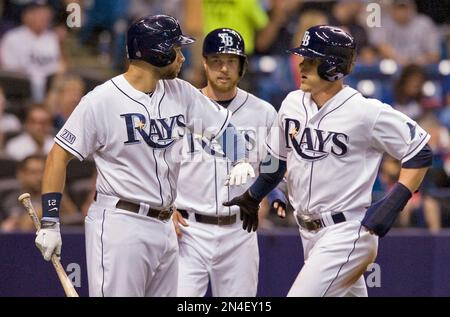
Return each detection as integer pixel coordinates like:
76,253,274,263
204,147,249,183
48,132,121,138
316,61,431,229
35,221,62,261
267,188,287,219
172,210,189,238
223,190,260,233
225,162,255,186
273,201,286,219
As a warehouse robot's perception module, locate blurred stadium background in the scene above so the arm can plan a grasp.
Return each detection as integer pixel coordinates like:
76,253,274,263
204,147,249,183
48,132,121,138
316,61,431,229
0,0,449,296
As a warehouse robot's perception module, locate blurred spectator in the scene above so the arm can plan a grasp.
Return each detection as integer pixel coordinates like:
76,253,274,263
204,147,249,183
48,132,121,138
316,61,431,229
415,113,450,232
357,45,380,66
0,155,45,231
182,0,270,87
418,111,450,188
393,64,439,120
202,0,269,55
45,74,85,131
80,0,128,70
419,113,450,157
50,0,76,68
80,0,127,45
438,92,450,131
0,0,64,101
181,0,204,87
369,0,440,65
1,0,56,25
4,104,54,161
291,10,329,53
255,0,304,55
0,154,78,232
0,85,21,152
127,0,181,20
329,0,368,55
0,0,62,34
378,156,442,233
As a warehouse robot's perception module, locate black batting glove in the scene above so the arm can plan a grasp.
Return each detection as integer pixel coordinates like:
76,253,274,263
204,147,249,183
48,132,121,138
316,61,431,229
223,190,261,232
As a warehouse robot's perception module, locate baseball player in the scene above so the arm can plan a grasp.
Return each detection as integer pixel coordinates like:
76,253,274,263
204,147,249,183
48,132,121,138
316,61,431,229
172,28,277,297
225,25,433,296
34,15,255,297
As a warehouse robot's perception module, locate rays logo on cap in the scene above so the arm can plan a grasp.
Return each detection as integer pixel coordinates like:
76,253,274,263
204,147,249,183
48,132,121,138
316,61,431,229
302,31,310,46
218,33,234,47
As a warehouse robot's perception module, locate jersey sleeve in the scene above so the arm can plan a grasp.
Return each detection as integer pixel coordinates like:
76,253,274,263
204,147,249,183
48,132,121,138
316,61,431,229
185,86,232,141
371,104,431,164
265,111,288,161
54,97,100,161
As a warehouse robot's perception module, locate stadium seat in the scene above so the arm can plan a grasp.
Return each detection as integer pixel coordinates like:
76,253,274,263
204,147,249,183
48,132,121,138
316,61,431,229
0,158,17,178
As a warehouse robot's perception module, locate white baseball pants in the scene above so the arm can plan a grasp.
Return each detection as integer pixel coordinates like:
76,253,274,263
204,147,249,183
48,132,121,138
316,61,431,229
177,215,259,297
85,198,178,297
288,218,378,297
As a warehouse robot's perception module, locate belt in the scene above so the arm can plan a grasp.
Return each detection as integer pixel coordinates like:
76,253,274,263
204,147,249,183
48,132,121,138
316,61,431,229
94,192,173,221
178,209,236,225
296,212,346,231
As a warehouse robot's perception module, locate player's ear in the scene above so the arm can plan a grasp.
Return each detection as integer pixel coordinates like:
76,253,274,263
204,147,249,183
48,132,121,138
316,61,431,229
202,57,208,71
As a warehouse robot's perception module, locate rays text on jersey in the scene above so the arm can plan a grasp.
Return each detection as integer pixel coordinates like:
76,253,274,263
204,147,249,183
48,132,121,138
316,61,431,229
121,113,185,148
284,118,349,161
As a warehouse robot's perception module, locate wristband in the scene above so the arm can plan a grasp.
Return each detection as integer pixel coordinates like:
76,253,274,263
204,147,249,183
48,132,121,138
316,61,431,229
42,192,62,222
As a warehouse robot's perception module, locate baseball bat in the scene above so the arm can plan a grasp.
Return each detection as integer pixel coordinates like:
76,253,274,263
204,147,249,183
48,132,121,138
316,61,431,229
18,193,79,297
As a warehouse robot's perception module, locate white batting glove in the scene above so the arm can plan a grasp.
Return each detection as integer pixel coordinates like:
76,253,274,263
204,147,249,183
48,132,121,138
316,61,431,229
226,162,256,186
35,221,62,261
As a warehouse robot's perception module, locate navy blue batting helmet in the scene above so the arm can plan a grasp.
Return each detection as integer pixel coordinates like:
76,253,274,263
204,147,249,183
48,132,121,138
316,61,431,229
127,15,195,67
203,28,247,76
288,25,356,81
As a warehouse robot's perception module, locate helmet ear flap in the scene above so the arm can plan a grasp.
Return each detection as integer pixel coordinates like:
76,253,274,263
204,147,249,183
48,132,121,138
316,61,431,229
165,47,177,65
143,47,177,67
239,56,247,77
318,56,347,82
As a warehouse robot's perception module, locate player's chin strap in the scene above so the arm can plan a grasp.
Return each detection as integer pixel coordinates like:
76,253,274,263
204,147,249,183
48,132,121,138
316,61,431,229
362,183,412,237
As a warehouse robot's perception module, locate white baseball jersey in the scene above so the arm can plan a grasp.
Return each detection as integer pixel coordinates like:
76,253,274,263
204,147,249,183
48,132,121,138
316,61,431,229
266,86,431,217
175,88,276,297
176,88,277,216
267,85,430,297
55,75,231,209
61,75,230,296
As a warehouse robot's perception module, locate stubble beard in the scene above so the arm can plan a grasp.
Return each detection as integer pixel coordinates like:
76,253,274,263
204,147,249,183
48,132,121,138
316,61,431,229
209,76,239,94
158,63,181,80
